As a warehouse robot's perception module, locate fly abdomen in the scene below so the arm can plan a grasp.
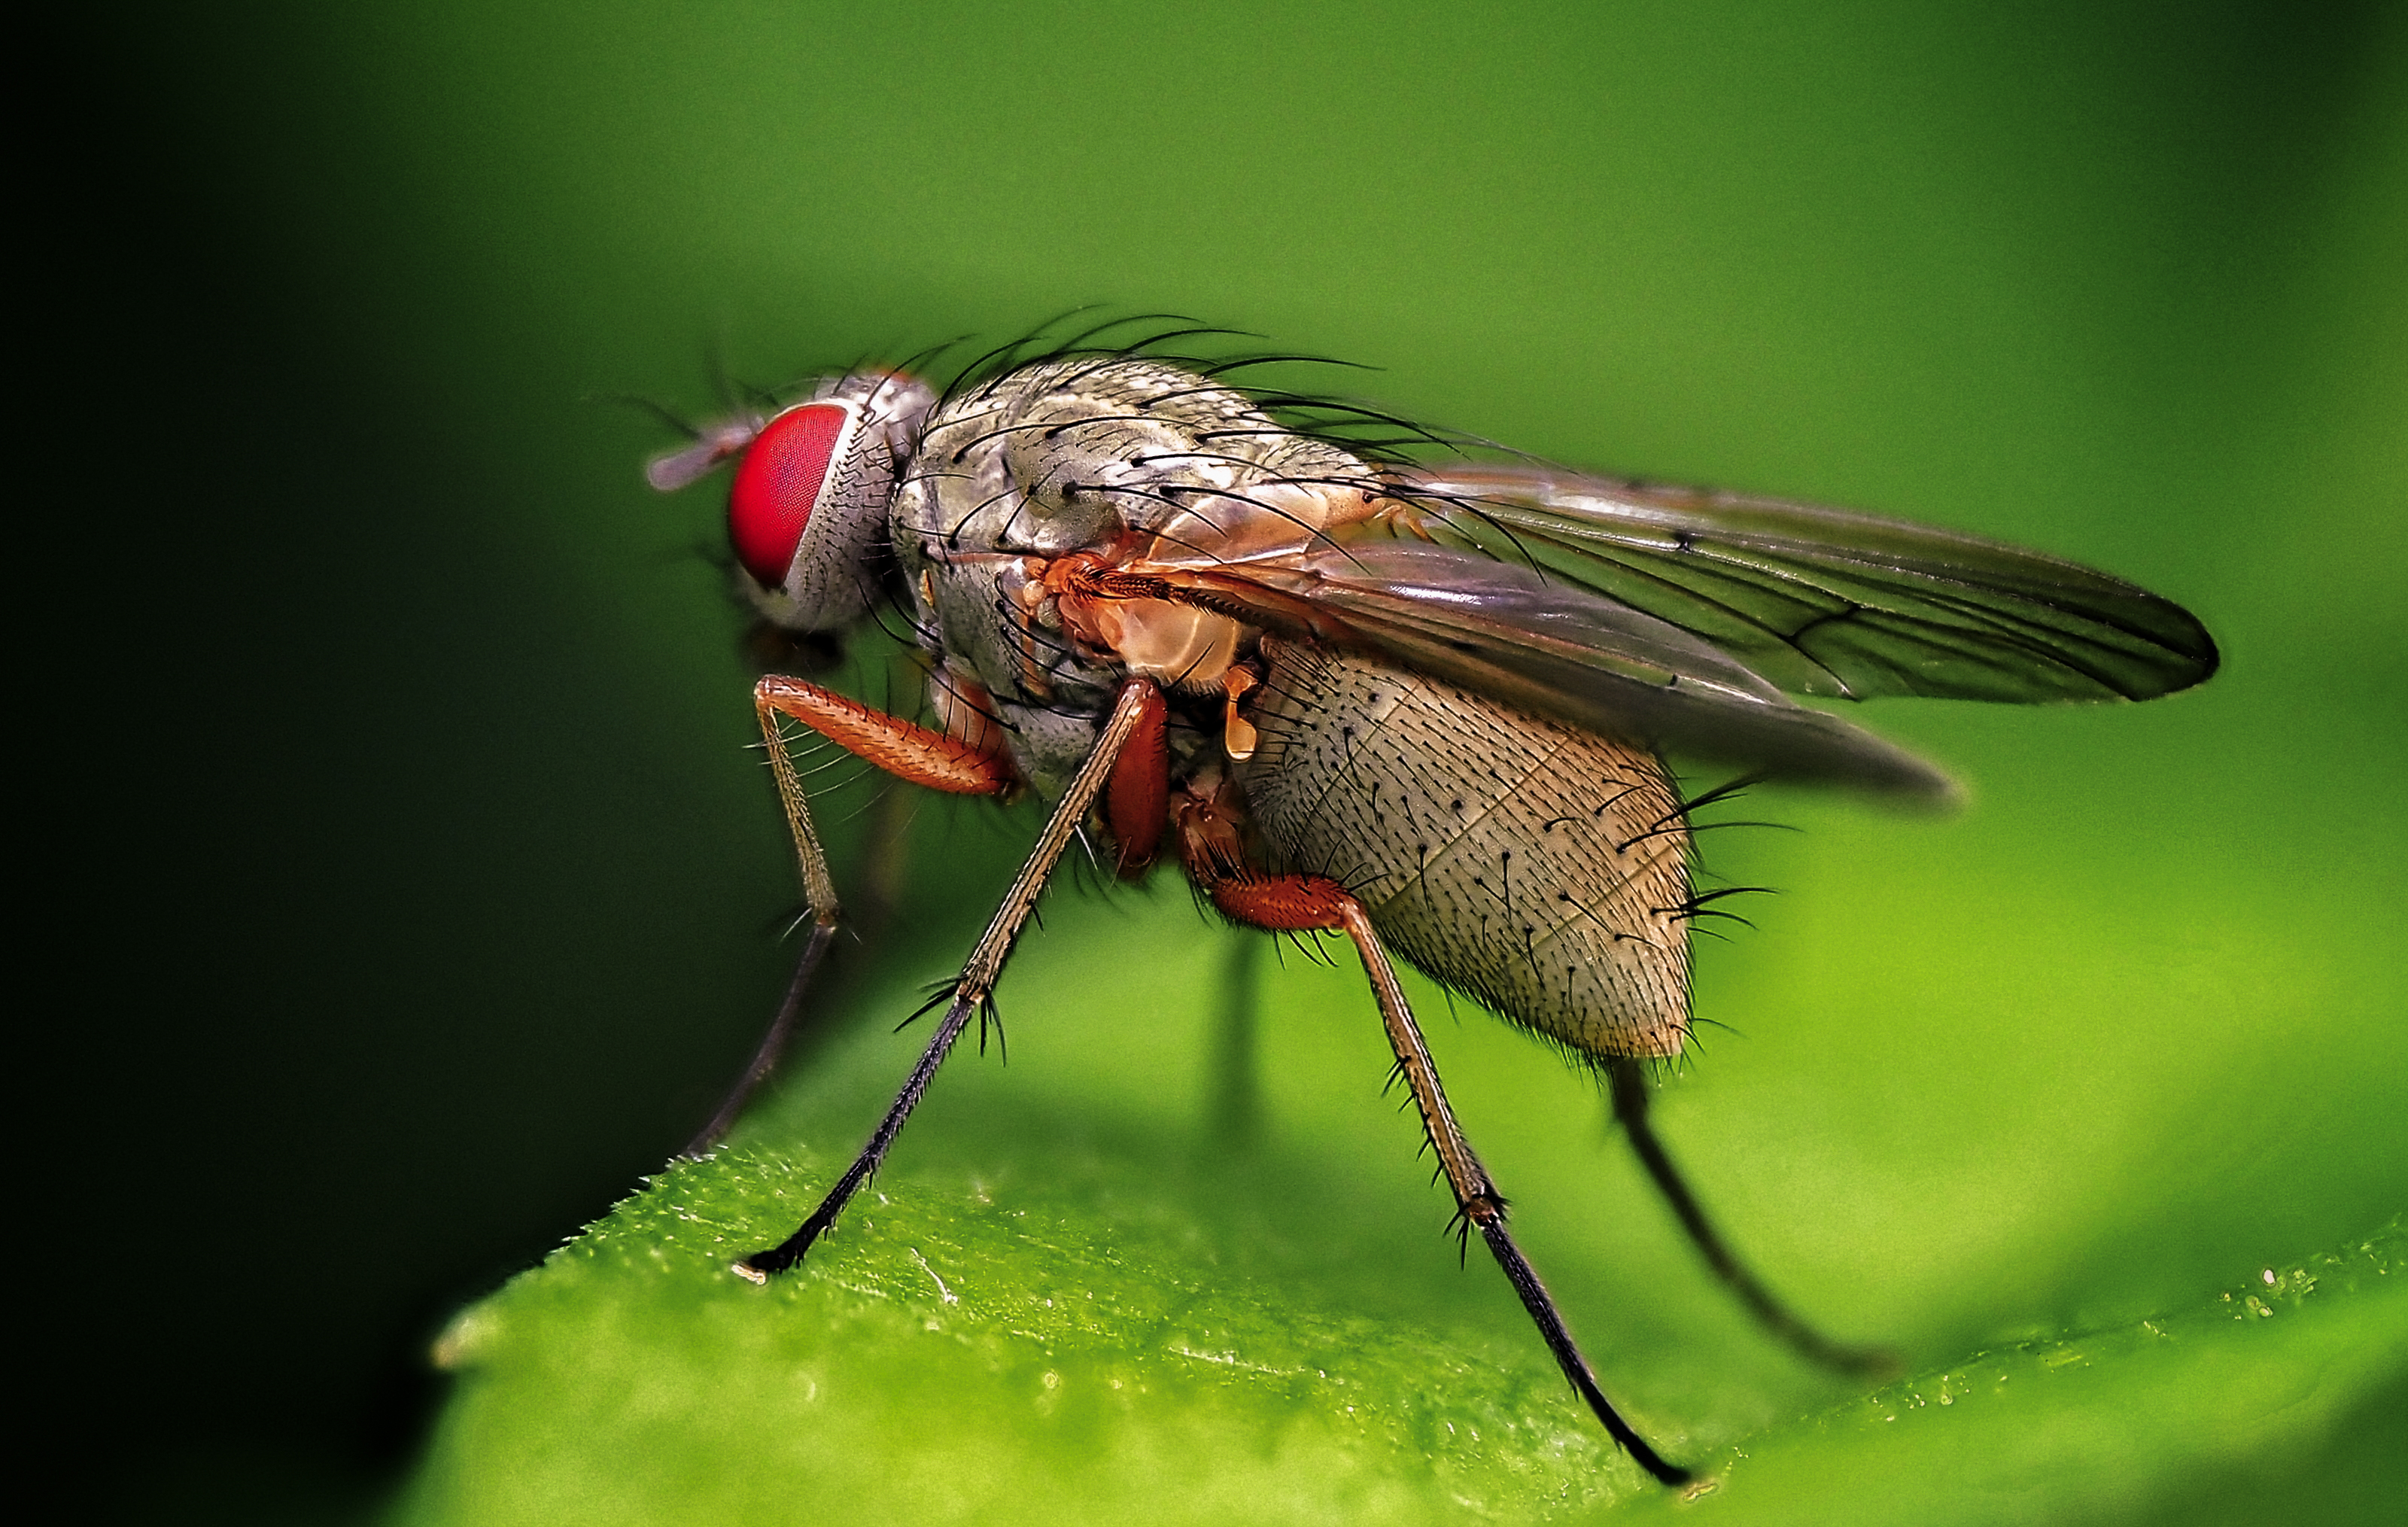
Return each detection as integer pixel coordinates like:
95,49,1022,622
1237,640,1692,1059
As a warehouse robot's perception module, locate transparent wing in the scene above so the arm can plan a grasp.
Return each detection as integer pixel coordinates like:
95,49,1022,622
1378,464,2219,702
1156,542,1959,800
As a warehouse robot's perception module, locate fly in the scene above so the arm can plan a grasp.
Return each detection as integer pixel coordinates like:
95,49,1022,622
645,319,2218,1485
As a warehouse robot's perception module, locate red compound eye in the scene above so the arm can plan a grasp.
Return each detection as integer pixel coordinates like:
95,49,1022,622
728,402,855,587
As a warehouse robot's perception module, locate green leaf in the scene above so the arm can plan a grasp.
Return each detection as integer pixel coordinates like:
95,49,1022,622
394,896,2408,1525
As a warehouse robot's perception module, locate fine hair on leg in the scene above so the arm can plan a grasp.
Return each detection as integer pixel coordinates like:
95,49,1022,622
687,672,1019,1156
735,680,1161,1279
1332,899,1692,1486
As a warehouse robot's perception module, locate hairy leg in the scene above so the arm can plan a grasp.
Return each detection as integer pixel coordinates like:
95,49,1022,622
1208,871,1692,1486
734,680,1159,1277
681,673,1017,1157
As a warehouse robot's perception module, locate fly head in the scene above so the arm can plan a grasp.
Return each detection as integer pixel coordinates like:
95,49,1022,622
649,370,936,633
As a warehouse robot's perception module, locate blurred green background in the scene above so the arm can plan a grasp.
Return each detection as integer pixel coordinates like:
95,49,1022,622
37,1,2403,1522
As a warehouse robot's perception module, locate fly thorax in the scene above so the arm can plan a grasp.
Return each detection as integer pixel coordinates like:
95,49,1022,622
927,357,1380,558
1001,409,1240,551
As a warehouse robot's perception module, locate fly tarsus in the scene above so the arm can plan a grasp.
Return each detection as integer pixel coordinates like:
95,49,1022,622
1476,1212,1694,1486
732,988,981,1283
681,919,842,1160
732,1182,853,1281
1608,1056,1898,1379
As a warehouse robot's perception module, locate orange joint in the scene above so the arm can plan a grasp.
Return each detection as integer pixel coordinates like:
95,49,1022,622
1221,668,1259,762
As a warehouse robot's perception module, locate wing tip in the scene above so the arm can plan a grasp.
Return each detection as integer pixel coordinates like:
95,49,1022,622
1786,747,1965,812
2108,621,2220,702
2167,619,2222,695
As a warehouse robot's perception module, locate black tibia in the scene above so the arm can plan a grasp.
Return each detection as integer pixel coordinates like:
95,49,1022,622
682,918,841,1158
1333,899,1690,1486
1607,1057,1896,1379
1476,1212,1692,1486
737,987,979,1279
734,680,1161,1282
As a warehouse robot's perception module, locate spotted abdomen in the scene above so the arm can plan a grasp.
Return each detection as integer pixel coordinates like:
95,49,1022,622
1236,640,1692,1060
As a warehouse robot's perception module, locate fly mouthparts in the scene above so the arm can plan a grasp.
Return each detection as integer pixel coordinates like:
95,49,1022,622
646,417,765,492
